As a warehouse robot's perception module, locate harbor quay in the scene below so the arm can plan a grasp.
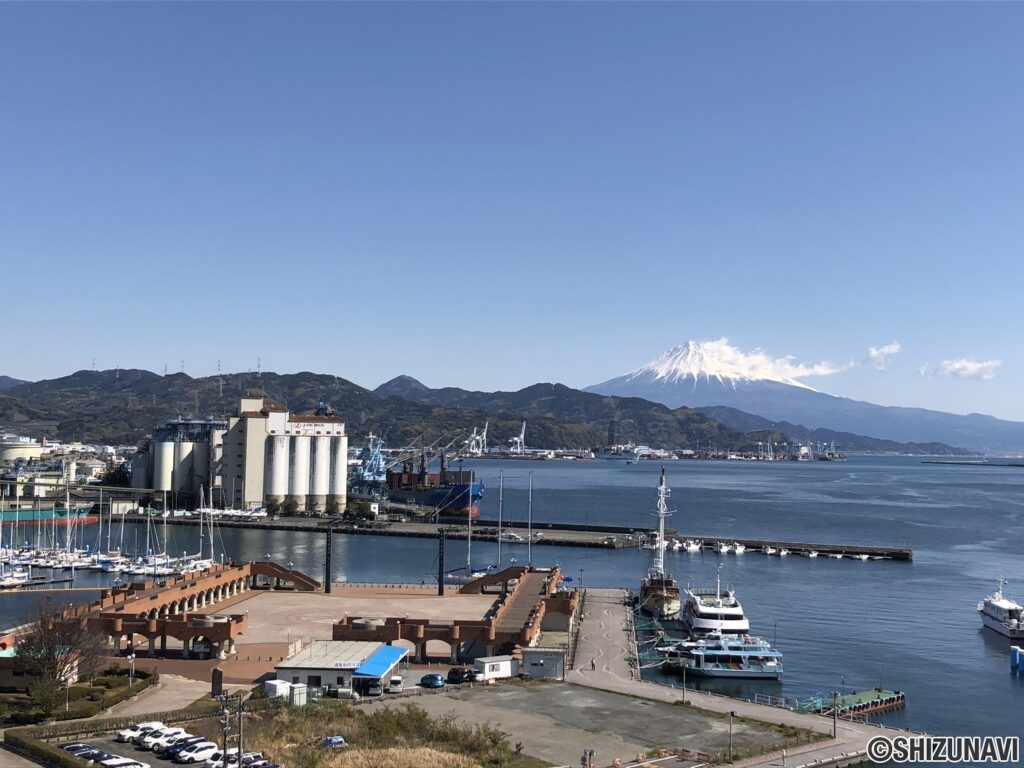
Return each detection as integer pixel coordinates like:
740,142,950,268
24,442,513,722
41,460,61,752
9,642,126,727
4,570,921,768
152,514,914,561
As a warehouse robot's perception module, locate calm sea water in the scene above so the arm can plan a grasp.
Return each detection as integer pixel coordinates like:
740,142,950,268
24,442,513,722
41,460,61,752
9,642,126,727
2,456,1022,738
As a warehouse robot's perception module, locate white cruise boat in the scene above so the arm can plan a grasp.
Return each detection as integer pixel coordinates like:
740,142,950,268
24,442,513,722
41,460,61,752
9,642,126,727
661,631,783,680
978,579,1024,639
682,564,750,636
638,469,681,619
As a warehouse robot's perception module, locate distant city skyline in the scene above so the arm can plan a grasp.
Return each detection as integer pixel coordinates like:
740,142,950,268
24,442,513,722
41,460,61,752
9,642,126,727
2,4,1022,421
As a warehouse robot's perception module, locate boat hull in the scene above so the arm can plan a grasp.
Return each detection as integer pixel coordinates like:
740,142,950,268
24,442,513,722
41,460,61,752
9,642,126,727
980,612,1024,639
386,482,483,519
1,507,97,526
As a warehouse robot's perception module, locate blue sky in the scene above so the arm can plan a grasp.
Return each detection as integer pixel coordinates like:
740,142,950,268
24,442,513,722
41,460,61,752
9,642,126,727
2,3,1023,420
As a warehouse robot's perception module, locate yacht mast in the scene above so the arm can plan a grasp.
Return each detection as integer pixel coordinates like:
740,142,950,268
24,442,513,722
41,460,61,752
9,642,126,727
653,467,670,577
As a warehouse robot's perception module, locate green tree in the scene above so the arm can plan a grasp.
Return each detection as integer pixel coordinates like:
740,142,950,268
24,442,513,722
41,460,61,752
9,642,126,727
265,498,281,515
15,597,107,718
282,498,299,515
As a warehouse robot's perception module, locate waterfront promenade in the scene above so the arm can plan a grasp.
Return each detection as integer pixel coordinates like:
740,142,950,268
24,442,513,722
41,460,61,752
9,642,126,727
572,588,910,767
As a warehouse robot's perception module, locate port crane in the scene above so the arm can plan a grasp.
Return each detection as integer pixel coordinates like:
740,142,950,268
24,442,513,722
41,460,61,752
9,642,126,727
465,421,488,456
508,420,526,454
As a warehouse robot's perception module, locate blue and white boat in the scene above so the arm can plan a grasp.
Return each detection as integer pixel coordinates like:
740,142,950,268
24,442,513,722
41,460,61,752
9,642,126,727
661,631,783,680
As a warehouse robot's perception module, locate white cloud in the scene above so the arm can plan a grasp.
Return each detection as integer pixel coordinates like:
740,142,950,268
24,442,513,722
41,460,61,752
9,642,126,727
867,341,901,370
936,357,1002,381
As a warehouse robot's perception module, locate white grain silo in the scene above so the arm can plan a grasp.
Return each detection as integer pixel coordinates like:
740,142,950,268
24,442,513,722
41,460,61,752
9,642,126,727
309,436,330,511
268,435,290,502
289,435,311,509
173,441,194,494
328,435,348,510
153,441,174,491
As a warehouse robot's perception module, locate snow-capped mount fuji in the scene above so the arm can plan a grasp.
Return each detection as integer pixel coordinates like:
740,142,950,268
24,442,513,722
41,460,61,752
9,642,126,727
585,340,1024,454
617,340,817,391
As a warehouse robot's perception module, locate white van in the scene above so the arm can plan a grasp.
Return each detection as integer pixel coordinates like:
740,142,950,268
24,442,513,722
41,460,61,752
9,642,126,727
387,675,403,694
173,741,218,764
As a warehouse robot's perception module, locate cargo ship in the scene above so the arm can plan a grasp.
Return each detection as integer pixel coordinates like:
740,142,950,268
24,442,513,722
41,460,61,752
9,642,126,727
1,505,97,527
386,451,483,519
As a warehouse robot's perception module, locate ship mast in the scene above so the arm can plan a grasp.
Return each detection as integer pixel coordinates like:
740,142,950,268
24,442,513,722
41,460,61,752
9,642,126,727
653,467,670,577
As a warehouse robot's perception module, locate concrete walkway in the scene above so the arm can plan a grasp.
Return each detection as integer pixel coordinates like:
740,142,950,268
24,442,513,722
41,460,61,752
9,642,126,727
570,589,900,767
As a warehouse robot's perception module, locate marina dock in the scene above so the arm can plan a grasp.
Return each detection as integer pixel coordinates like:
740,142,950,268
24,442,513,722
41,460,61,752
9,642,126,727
574,587,920,767
152,514,914,561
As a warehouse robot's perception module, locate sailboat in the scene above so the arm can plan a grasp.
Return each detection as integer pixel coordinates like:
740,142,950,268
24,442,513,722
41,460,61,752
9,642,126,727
638,468,681,619
443,493,494,585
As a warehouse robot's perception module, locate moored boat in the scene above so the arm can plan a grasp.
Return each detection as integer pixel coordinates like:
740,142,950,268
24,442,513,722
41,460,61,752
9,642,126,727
661,631,783,680
638,469,681,619
682,564,749,636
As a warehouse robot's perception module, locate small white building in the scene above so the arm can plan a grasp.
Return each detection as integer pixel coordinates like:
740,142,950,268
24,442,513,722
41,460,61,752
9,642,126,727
473,655,518,681
275,640,407,694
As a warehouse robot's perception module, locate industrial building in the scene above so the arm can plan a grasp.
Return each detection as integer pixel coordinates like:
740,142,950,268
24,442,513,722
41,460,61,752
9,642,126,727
221,396,348,512
131,417,227,506
132,396,348,512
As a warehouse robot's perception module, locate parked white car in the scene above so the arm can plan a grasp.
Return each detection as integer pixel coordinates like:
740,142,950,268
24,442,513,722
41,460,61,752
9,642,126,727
116,721,164,743
141,727,187,750
204,747,239,768
173,742,219,764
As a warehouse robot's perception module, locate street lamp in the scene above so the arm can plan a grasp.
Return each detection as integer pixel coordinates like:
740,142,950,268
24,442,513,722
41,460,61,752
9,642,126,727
579,568,584,591
127,653,136,689
60,676,69,712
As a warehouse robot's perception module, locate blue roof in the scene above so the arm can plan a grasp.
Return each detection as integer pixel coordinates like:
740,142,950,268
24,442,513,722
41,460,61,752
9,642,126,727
353,645,408,678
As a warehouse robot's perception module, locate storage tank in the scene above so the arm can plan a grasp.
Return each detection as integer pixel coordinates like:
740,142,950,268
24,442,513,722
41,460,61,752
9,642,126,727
130,453,150,490
328,435,348,508
309,436,330,510
173,441,194,493
192,442,211,493
268,435,290,501
289,435,311,507
153,441,174,492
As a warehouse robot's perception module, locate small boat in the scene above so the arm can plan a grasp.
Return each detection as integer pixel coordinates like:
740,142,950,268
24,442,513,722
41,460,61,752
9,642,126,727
733,543,746,554
978,579,1024,639
762,545,777,556
804,550,819,558
828,553,844,559
716,541,734,554
854,553,869,561
682,539,702,553
778,548,789,557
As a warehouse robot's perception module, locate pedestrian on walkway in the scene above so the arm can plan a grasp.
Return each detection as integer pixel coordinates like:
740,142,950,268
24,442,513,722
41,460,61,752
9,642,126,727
591,658,596,671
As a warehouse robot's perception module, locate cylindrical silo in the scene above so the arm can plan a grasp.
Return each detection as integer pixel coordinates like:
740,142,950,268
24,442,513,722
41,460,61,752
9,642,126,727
289,435,311,509
192,442,211,495
153,441,174,492
309,436,330,511
130,453,150,490
267,435,290,502
173,441,194,494
328,435,349,510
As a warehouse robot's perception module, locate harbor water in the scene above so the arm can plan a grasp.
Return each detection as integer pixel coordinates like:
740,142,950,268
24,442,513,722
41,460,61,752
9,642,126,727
2,456,1021,738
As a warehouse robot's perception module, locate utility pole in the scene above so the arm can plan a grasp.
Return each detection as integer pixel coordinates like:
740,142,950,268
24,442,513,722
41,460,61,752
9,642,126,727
237,695,244,757
728,710,735,761
831,691,839,737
